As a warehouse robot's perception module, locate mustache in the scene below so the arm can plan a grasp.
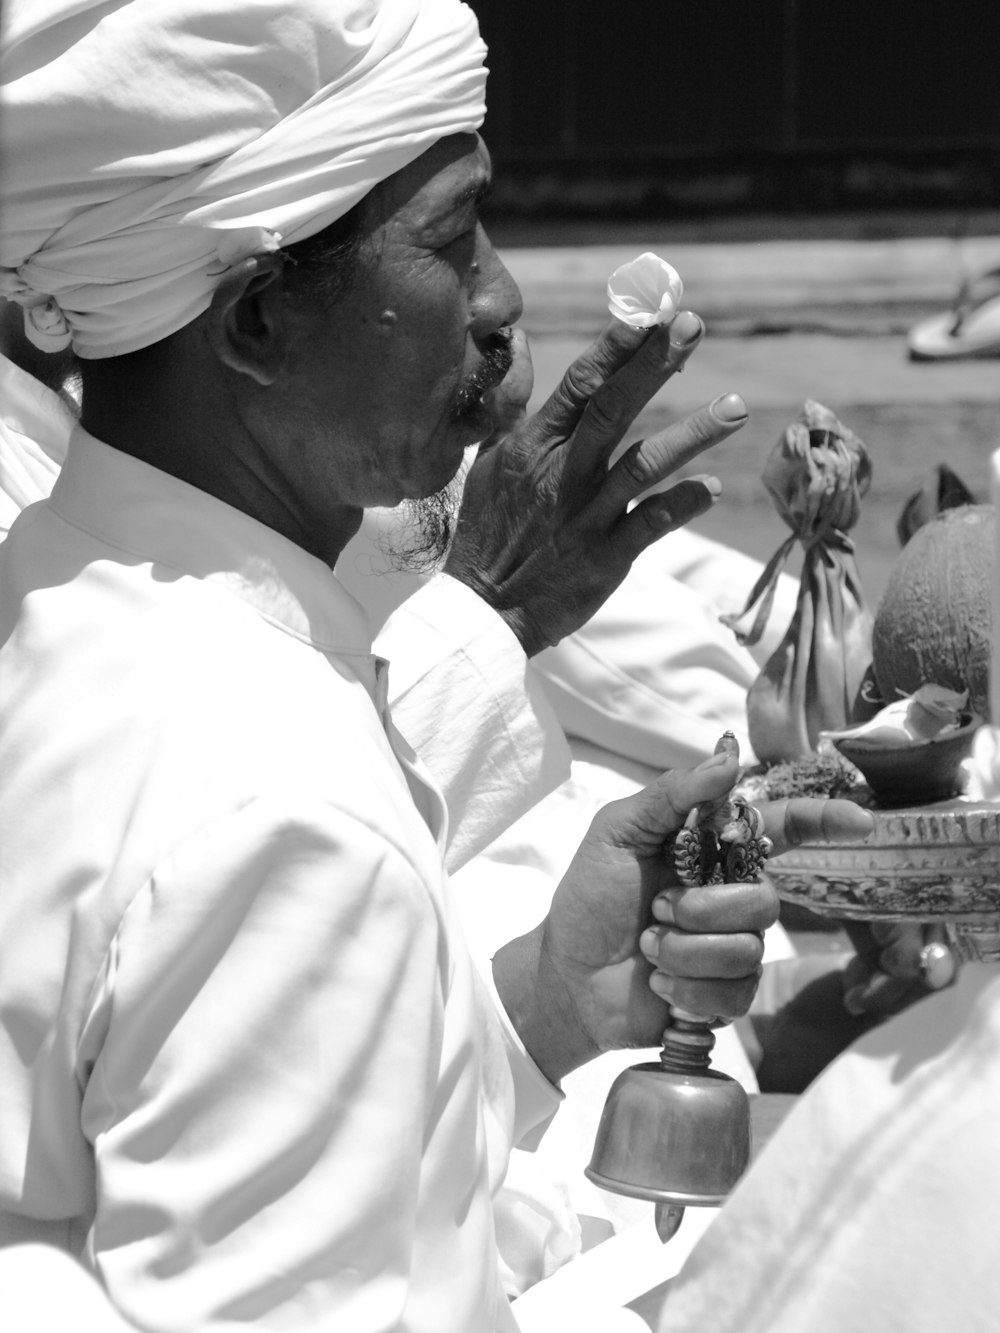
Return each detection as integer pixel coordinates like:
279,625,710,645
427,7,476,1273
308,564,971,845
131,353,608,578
453,329,515,419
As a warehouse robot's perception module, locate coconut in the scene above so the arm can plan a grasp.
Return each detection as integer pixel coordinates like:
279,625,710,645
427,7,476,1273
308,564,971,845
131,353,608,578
871,504,993,719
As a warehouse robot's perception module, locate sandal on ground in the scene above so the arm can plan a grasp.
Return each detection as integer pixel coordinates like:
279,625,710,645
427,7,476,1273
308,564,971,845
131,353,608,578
907,266,1000,361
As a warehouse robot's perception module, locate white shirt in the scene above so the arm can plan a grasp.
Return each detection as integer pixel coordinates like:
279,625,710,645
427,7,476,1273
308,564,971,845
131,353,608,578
378,573,570,873
0,352,72,535
342,506,799,778
656,964,1000,1332
0,427,560,1332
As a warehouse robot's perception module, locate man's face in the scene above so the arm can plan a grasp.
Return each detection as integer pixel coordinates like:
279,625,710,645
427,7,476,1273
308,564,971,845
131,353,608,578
275,133,522,525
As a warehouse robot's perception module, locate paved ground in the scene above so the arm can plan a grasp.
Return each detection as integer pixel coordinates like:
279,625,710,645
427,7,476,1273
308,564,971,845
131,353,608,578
497,232,1000,603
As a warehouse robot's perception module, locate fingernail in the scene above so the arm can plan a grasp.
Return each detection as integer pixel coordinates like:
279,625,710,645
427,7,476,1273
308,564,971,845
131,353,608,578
843,985,868,1017
669,311,703,348
651,893,678,925
712,392,748,422
695,750,732,772
639,928,660,961
682,473,722,503
649,972,676,1001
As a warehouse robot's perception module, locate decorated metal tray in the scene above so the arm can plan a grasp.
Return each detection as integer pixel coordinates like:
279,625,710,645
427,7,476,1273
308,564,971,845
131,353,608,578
767,798,1000,929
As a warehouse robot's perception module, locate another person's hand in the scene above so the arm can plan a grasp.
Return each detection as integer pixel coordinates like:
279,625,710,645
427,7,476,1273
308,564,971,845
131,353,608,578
841,920,960,1018
744,920,960,1094
492,749,875,1085
444,312,749,656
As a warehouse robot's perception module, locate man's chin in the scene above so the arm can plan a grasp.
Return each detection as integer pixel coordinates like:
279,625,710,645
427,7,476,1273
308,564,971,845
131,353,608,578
376,472,465,574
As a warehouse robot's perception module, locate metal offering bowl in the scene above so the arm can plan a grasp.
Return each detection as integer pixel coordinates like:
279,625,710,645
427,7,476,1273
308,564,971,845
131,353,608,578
768,799,1000,961
831,714,982,806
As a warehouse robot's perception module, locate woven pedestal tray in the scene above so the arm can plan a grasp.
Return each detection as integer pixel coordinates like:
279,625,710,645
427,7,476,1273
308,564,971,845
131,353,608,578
768,799,1000,961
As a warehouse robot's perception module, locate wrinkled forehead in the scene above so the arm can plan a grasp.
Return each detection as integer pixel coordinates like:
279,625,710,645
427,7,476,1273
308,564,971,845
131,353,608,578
362,133,491,231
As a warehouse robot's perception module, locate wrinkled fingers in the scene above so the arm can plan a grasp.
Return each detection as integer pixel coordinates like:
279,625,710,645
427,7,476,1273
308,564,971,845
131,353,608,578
610,476,721,560
527,317,667,442
545,312,707,482
591,393,747,526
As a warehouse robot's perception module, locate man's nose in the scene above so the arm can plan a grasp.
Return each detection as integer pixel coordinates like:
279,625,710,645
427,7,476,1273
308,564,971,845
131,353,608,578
471,233,523,334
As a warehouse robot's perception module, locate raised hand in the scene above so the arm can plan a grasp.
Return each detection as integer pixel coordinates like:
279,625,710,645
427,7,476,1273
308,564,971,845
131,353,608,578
444,312,749,656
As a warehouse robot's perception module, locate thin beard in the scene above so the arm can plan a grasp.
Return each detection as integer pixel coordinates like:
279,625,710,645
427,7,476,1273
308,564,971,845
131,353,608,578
375,464,468,573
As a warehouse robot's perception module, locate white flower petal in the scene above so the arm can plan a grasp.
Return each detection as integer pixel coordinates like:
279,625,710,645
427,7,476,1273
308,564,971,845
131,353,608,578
822,685,969,749
607,252,684,328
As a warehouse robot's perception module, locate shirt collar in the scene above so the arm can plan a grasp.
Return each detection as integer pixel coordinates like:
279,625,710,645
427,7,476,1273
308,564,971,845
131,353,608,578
50,425,375,656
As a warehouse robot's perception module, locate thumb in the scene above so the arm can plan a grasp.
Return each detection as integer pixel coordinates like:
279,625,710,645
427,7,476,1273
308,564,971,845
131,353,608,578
593,751,740,851
479,326,533,450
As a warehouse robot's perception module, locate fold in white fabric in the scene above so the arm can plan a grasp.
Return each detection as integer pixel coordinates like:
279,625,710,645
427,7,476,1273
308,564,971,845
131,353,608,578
0,0,486,357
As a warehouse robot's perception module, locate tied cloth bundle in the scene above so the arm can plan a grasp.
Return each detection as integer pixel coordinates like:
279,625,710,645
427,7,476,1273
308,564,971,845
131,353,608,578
721,400,873,765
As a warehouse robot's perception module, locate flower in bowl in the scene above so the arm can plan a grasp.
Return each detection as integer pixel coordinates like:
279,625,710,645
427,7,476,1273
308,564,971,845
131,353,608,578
607,252,683,328
822,685,983,806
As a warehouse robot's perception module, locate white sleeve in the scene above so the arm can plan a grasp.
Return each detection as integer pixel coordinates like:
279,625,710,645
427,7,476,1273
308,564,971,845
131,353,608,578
532,540,761,769
0,354,72,536
77,795,508,1333
0,1245,138,1333
656,966,1000,1333
530,533,801,771
378,573,571,874
635,529,800,669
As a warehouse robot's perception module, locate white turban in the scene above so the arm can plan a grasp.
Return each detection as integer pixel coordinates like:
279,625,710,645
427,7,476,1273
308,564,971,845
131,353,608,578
0,0,487,358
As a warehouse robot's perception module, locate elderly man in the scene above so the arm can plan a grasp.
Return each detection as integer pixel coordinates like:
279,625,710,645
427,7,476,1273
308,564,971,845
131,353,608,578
0,3,873,1330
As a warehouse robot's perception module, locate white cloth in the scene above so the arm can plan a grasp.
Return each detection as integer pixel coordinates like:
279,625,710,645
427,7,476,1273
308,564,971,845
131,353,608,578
450,744,796,1238
0,426,561,1332
378,573,571,874
655,964,1000,1332
0,350,71,533
345,504,800,1237
0,360,799,1278
0,356,571,861
644,468,1000,1329
533,534,793,770
0,1244,138,1332
992,445,1000,723
0,358,794,832
340,503,799,776
0,0,486,356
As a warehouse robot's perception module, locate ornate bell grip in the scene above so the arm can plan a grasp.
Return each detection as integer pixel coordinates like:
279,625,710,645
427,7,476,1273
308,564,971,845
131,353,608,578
586,733,772,1241
671,732,773,891
654,735,772,1238
665,731,773,1038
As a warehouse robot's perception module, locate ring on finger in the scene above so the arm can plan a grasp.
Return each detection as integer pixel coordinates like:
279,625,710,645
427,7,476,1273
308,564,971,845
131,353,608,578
918,941,958,991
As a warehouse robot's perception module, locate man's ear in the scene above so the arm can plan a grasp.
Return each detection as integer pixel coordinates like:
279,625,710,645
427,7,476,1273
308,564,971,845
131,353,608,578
206,253,288,387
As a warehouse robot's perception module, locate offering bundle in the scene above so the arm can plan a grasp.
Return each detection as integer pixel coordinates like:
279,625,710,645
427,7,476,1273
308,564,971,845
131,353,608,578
721,400,873,767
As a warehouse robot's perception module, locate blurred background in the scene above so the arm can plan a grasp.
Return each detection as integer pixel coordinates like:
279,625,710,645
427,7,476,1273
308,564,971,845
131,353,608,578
467,0,1000,607
472,0,1000,227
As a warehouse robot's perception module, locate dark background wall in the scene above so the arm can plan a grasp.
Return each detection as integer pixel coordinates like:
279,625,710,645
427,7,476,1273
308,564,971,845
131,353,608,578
468,1,1000,218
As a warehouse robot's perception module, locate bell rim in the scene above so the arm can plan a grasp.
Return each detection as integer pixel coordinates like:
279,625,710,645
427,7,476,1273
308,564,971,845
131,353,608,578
583,1165,730,1207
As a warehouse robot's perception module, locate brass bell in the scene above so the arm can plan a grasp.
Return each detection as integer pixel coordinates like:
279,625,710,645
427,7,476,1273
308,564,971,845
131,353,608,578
585,732,766,1242
585,1009,751,1241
